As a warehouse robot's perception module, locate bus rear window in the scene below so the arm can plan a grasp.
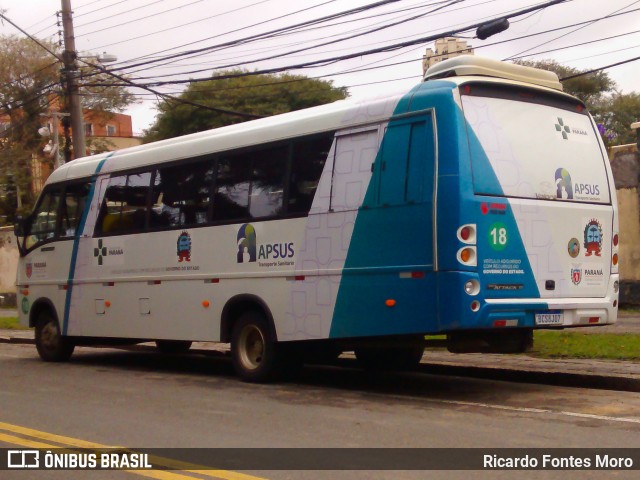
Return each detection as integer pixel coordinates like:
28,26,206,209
460,84,610,204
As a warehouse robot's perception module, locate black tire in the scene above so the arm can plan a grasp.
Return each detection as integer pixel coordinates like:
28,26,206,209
155,340,192,354
231,311,281,383
355,346,424,371
35,311,75,362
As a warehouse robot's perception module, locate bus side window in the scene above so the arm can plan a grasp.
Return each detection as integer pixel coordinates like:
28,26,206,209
24,186,62,250
377,116,434,206
96,172,152,235
249,145,287,219
58,181,92,238
288,135,333,214
213,156,251,222
152,162,215,228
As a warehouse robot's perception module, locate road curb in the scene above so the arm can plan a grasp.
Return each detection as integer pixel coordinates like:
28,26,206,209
418,362,640,393
2,335,639,392
0,335,35,345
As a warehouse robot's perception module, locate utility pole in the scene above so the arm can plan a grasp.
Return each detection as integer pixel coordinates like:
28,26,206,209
60,0,85,160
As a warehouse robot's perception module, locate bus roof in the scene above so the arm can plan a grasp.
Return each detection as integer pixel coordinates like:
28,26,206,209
424,55,563,92
49,92,407,183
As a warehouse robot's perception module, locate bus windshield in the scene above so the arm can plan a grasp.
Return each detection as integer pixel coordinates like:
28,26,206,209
461,83,610,204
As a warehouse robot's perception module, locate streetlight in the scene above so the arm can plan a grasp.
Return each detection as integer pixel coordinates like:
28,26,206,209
39,111,69,170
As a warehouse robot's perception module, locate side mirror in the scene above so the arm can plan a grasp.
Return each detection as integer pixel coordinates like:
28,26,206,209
13,216,27,257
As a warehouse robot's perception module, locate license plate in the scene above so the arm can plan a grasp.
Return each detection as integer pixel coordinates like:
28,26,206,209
535,310,564,325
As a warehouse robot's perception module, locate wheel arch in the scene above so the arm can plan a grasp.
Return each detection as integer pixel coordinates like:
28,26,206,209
29,298,60,329
220,294,277,343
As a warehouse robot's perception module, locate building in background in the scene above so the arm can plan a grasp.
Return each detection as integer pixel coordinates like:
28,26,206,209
422,37,474,74
31,108,142,193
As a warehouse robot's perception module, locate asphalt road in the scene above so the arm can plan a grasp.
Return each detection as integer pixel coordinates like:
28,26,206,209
1,342,639,479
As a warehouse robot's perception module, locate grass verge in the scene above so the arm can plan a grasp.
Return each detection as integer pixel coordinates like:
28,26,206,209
529,331,640,361
0,317,28,330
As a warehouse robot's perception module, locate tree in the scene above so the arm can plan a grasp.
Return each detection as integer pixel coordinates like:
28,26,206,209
0,35,58,221
143,71,349,142
515,59,638,147
0,35,136,222
594,92,640,146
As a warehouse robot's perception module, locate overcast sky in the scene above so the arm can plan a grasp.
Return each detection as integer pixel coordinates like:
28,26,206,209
1,0,639,135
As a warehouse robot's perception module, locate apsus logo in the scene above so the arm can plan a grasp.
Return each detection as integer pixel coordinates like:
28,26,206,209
237,224,294,263
237,224,257,263
584,219,603,257
574,183,600,196
555,168,573,199
555,168,600,200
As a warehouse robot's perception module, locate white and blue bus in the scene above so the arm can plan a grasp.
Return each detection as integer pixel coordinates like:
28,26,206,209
15,56,619,381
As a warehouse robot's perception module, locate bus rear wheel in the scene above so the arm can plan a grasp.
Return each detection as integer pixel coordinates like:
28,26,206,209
35,311,75,362
155,340,192,354
231,311,281,382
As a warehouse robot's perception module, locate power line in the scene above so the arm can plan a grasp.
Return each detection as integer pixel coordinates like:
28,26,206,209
509,28,640,60
78,59,263,119
115,0,570,87
124,0,463,80
75,0,129,19
114,0,498,77
562,43,640,63
75,0,111,11
0,12,61,60
107,0,405,71
83,7,639,96
1,9,263,122
503,0,640,60
76,0,205,34
559,55,640,80
90,0,274,51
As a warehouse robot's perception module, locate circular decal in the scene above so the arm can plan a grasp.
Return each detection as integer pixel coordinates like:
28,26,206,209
488,223,508,251
21,296,30,315
568,238,580,258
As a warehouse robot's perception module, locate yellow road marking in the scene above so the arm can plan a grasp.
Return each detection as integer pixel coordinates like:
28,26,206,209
0,432,197,480
0,432,55,449
0,421,108,448
0,422,267,480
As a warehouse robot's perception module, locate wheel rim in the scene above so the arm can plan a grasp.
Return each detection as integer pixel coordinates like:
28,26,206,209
238,324,265,371
40,321,59,351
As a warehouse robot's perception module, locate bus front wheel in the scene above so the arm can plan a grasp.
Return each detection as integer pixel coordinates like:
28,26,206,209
35,311,75,362
231,311,281,382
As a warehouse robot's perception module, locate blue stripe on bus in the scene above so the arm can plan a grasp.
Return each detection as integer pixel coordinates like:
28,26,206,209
329,83,452,338
62,155,112,336
329,81,540,339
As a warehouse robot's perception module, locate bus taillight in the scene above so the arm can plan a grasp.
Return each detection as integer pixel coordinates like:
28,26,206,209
611,231,619,273
457,224,476,243
457,246,477,266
